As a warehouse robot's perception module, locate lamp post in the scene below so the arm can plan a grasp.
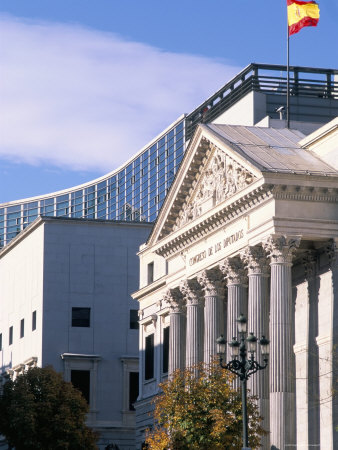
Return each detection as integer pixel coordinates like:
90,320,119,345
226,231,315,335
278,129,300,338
216,314,269,450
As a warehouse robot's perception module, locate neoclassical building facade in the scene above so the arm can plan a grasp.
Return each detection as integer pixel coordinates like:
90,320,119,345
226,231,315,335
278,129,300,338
133,119,338,449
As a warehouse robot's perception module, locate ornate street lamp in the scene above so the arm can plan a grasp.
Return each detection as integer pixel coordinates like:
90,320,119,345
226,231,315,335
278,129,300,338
216,314,270,450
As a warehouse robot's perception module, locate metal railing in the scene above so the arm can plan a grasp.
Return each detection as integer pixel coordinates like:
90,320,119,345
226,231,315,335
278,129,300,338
185,63,338,140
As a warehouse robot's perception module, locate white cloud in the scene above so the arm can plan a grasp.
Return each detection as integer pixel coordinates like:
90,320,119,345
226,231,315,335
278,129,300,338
0,15,240,171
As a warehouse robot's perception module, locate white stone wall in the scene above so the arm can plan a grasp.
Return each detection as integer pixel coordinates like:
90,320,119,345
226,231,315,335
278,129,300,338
0,225,44,373
212,91,267,126
0,218,152,449
139,251,166,289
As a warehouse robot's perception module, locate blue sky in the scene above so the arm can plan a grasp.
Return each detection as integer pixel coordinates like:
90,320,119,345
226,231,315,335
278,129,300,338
1,0,337,203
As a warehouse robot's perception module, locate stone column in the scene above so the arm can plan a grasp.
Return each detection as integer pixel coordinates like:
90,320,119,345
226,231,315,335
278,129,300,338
263,235,300,450
164,288,185,375
220,257,248,364
241,245,270,448
197,268,225,364
180,279,204,372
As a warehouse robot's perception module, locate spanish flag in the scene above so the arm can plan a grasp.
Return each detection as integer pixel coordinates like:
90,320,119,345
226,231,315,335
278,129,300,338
287,0,320,35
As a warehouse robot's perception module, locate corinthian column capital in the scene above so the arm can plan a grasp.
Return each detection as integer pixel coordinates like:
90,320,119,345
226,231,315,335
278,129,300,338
263,235,301,265
164,288,184,313
220,256,247,286
240,245,270,276
325,238,338,269
179,279,203,306
197,268,224,297
302,250,317,279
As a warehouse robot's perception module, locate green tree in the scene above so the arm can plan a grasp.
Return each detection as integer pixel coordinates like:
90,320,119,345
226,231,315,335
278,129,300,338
145,362,265,450
0,366,98,449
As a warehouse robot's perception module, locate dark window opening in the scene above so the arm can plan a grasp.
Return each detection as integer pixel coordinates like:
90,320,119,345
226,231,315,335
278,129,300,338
163,327,170,374
9,326,13,346
71,370,90,404
147,262,154,284
129,372,139,410
20,319,24,338
130,310,139,330
32,311,37,331
72,307,90,327
145,334,154,380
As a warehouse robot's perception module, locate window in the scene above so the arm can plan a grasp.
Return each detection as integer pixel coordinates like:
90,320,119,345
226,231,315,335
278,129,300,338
130,310,139,330
20,319,24,338
129,372,139,410
32,311,37,331
71,370,90,403
163,327,170,374
9,326,13,345
145,334,154,380
147,262,154,284
72,308,90,327
0,333,2,350
61,353,100,421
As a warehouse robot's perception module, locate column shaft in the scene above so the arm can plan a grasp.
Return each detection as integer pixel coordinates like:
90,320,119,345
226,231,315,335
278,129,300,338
226,284,247,362
221,257,248,365
264,235,300,450
204,294,223,363
197,269,224,365
241,246,270,449
186,302,203,367
165,288,185,375
169,310,185,374
180,279,204,369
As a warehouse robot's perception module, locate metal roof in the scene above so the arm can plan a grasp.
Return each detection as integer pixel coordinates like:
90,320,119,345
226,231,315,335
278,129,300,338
205,123,338,175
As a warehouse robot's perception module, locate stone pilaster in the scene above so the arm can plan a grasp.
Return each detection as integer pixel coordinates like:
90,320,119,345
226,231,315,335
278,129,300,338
220,256,248,364
294,250,320,449
263,235,300,450
316,239,338,450
241,245,270,448
197,268,225,364
164,288,185,375
180,279,204,371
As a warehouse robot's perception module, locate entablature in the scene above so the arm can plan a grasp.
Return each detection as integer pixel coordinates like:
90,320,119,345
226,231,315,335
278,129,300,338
154,176,338,259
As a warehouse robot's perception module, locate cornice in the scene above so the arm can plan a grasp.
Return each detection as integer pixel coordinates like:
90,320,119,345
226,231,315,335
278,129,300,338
147,127,206,245
131,276,166,301
299,117,338,148
272,184,338,202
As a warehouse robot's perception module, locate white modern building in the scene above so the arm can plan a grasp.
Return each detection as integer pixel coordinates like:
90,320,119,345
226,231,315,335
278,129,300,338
0,217,152,449
133,118,338,449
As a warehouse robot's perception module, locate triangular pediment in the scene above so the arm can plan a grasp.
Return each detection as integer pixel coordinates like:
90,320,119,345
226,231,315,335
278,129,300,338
148,124,264,246
172,145,256,232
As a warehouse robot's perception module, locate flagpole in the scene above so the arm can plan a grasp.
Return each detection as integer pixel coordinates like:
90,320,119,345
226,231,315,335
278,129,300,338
287,7,290,128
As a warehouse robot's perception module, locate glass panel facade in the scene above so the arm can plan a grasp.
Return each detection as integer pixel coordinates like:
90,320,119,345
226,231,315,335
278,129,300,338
0,118,186,248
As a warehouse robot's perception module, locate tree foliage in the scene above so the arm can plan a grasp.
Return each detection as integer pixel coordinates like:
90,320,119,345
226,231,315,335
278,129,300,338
0,366,98,449
145,362,265,450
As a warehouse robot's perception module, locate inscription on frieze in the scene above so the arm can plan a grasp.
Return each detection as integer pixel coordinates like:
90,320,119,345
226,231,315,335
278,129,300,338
189,228,245,266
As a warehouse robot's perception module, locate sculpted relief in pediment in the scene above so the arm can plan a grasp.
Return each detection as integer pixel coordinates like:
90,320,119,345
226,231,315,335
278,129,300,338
173,148,255,231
